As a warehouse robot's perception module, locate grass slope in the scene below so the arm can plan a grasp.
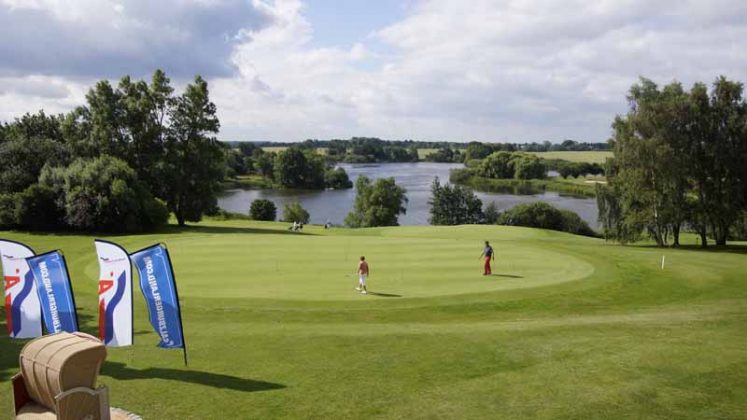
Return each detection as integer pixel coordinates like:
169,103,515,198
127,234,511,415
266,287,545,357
1,220,746,419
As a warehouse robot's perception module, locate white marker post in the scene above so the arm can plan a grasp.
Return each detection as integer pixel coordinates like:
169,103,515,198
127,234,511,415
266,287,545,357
661,255,666,270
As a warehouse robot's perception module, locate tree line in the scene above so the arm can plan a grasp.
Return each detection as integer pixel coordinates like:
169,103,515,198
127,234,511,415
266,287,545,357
224,142,353,189
0,70,224,231
598,77,747,247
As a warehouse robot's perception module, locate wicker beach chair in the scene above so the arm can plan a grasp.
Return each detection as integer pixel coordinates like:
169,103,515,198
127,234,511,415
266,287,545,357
11,332,110,420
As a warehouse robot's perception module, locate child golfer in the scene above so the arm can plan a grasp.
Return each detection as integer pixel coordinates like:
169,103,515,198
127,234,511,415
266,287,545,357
356,256,369,294
479,241,494,275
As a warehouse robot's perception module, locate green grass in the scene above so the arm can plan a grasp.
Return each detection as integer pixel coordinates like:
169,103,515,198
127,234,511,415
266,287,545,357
530,151,613,164
2,220,746,419
221,174,275,189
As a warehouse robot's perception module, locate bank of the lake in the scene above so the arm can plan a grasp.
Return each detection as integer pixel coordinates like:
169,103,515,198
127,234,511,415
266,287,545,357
218,163,600,227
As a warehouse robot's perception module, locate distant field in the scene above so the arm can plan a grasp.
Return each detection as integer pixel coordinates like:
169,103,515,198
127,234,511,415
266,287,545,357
417,148,439,159
530,151,612,164
261,146,287,153
2,220,746,419
261,147,328,155
263,147,438,160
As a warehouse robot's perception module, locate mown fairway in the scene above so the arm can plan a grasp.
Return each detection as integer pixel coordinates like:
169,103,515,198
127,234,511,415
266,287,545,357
2,221,746,419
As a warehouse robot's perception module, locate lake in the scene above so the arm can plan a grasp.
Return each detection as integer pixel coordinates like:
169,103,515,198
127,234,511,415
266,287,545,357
217,163,599,227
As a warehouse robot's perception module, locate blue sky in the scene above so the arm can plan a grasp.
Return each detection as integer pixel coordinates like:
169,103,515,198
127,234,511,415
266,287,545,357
304,0,407,48
1,0,747,143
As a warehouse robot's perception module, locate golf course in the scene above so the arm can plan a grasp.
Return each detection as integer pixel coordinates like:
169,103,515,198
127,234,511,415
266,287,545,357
1,220,746,419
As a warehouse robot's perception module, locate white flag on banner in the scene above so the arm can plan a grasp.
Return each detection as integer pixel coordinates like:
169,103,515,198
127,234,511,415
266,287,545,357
0,240,42,338
94,239,133,347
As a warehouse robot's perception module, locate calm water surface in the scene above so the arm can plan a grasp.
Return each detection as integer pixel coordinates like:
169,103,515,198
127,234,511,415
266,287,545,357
217,163,599,227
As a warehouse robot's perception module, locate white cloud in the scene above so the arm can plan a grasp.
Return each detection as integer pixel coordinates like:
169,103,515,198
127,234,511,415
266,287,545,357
3,0,747,142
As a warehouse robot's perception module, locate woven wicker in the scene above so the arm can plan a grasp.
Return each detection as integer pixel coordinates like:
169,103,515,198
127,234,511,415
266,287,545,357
13,332,111,420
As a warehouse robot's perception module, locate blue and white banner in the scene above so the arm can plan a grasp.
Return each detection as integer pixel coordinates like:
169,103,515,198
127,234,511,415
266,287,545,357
0,240,42,338
130,244,185,349
26,251,79,334
95,240,133,347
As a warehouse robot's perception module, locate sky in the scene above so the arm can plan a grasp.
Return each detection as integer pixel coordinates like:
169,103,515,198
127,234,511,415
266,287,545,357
1,0,747,143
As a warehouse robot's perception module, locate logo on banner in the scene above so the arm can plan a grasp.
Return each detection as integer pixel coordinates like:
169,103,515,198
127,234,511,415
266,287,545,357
98,270,127,344
4,270,36,336
26,251,79,334
143,256,175,346
0,240,42,339
130,244,184,349
94,239,133,348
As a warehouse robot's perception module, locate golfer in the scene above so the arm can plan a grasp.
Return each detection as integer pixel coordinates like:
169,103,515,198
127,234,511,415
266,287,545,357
479,241,494,275
356,256,369,294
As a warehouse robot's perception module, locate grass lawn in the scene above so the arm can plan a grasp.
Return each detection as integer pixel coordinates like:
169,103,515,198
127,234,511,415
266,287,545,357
530,151,613,164
2,220,746,419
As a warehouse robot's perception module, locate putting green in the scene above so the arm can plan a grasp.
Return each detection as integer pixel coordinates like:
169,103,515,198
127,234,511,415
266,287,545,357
78,231,594,300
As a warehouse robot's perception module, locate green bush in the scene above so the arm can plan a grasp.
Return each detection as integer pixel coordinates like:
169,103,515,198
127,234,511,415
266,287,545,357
324,167,353,189
476,152,546,180
282,202,310,224
513,155,546,180
249,199,277,221
0,193,16,228
483,202,500,224
14,184,63,231
498,202,596,237
478,152,515,179
39,155,168,232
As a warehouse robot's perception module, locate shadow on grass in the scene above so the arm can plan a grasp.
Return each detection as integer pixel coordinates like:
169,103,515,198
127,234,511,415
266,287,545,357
102,361,285,393
490,274,523,279
0,337,26,381
9,223,316,238
161,225,317,236
634,244,747,255
367,291,402,298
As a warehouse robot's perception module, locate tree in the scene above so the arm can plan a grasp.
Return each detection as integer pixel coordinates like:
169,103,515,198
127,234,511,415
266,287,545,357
13,184,64,231
224,147,248,177
282,202,310,223
429,177,483,225
0,137,67,194
273,147,325,189
464,142,493,161
345,176,407,227
254,150,275,179
163,76,225,226
324,167,353,189
483,201,500,224
608,79,690,246
478,151,515,179
238,142,258,157
250,199,276,221
513,155,546,179
4,111,65,143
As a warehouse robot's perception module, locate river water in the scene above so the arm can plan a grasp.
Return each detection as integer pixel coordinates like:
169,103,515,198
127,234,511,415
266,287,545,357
217,163,599,227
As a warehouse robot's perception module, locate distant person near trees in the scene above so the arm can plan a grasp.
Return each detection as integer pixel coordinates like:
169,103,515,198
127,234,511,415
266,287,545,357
479,241,494,275
356,256,369,294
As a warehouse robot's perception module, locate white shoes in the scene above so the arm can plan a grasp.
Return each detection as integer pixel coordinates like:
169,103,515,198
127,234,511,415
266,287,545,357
355,287,361,291
361,290,367,294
